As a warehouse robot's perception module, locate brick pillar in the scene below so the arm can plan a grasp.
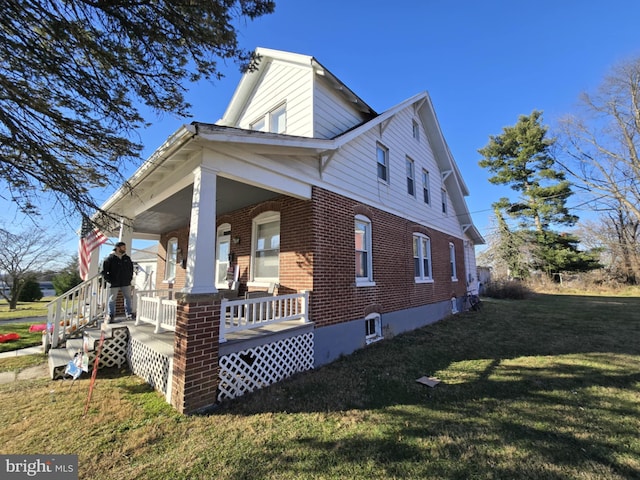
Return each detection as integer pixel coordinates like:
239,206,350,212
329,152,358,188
171,293,221,414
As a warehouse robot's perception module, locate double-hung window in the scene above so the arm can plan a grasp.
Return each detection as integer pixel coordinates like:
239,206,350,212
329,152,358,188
216,224,231,288
355,215,374,285
422,170,430,205
376,143,389,182
412,119,420,141
165,237,178,282
406,157,415,196
252,212,280,283
250,104,287,133
413,234,432,282
449,242,458,281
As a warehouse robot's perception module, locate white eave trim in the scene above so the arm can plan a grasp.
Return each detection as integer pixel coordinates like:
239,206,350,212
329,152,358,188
100,125,197,211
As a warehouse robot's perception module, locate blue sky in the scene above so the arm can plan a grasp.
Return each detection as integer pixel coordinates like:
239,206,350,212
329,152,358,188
5,0,640,259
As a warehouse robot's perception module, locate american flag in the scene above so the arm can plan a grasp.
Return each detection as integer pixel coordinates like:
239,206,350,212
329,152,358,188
79,219,108,280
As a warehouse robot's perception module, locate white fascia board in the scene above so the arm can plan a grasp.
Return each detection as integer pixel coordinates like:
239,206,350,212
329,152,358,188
201,145,312,200
100,125,196,212
220,48,315,126
195,125,334,151
332,92,428,147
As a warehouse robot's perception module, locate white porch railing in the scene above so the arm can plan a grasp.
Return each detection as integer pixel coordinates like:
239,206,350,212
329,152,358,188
220,291,309,343
134,288,177,333
47,274,108,349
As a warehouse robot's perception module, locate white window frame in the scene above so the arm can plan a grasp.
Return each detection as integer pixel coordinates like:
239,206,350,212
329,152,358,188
270,104,287,133
215,223,231,289
412,119,420,141
449,242,458,281
365,312,383,344
376,143,389,183
406,156,415,197
422,170,430,205
250,103,287,134
355,215,374,286
164,237,178,282
250,211,280,285
442,189,448,214
413,234,433,282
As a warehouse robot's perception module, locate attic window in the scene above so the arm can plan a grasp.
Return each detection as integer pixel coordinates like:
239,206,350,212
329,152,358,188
251,104,287,134
412,120,420,141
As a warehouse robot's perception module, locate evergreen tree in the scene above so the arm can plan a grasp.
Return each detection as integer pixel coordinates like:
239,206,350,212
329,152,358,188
1,0,275,218
479,111,597,275
52,256,83,295
18,275,43,302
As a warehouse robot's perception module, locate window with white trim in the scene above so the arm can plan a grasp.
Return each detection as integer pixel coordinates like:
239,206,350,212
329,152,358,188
442,189,447,214
406,156,415,196
165,237,178,282
449,242,458,281
251,104,287,133
215,224,231,288
365,313,382,344
376,143,389,182
412,119,420,141
422,170,430,205
413,234,432,281
355,215,373,284
252,212,280,283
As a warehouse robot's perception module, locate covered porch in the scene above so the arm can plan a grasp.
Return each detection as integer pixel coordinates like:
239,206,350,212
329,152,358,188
72,126,321,412
128,289,313,403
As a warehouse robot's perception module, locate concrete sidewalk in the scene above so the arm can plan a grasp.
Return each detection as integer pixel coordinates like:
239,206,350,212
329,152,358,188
0,345,45,359
0,362,48,384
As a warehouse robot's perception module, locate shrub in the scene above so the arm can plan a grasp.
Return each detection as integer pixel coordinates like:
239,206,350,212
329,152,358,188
483,279,532,300
52,269,83,295
18,277,43,302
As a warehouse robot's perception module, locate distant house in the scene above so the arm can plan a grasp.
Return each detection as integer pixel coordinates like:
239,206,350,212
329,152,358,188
130,245,158,292
74,47,484,413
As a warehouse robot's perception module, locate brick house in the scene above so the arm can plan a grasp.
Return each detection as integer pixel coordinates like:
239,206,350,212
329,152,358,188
80,47,484,413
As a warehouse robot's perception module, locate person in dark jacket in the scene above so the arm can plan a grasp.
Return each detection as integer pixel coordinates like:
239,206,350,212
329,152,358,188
102,241,135,324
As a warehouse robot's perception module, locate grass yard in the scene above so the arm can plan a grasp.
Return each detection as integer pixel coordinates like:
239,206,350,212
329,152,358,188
0,293,638,479
0,322,45,353
0,298,51,320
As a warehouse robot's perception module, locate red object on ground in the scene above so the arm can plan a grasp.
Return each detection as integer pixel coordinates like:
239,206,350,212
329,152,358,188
0,333,20,343
29,323,47,333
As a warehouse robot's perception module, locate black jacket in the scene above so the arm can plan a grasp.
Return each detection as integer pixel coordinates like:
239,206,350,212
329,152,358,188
102,252,134,288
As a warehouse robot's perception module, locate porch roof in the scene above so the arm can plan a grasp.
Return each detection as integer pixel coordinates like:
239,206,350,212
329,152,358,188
98,124,329,238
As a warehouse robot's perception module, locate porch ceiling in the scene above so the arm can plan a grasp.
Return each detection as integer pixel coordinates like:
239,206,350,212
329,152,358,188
132,176,280,235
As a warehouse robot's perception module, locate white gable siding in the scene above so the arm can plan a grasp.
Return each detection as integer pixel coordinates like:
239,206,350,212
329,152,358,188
319,107,463,237
236,61,314,137
313,78,368,139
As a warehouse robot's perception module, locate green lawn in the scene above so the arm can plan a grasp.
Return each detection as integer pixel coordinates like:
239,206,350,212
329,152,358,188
0,293,638,479
0,298,51,320
0,322,45,353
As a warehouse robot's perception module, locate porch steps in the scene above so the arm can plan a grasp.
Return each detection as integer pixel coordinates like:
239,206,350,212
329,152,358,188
48,325,129,380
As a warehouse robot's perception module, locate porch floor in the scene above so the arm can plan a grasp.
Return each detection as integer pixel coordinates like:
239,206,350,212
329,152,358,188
120,317,314,359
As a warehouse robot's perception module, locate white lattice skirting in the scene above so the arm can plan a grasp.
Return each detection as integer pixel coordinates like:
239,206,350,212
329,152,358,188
218,332,314,402
128,337,173,401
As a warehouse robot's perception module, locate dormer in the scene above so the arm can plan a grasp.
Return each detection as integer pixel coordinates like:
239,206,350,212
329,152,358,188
217,47,376,139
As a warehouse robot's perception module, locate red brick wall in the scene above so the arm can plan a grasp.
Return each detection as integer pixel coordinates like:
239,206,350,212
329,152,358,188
309,187,466,327
157,228,189,290
171,294,220,414
155,187,465,328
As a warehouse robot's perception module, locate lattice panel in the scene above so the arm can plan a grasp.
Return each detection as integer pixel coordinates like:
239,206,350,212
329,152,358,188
128,337,172,397
98,328,129,369
218,332,314,402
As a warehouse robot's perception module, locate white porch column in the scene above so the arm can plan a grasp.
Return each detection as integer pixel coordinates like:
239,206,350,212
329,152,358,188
183,165,218,294
88,250,101,278
118,217,134,246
